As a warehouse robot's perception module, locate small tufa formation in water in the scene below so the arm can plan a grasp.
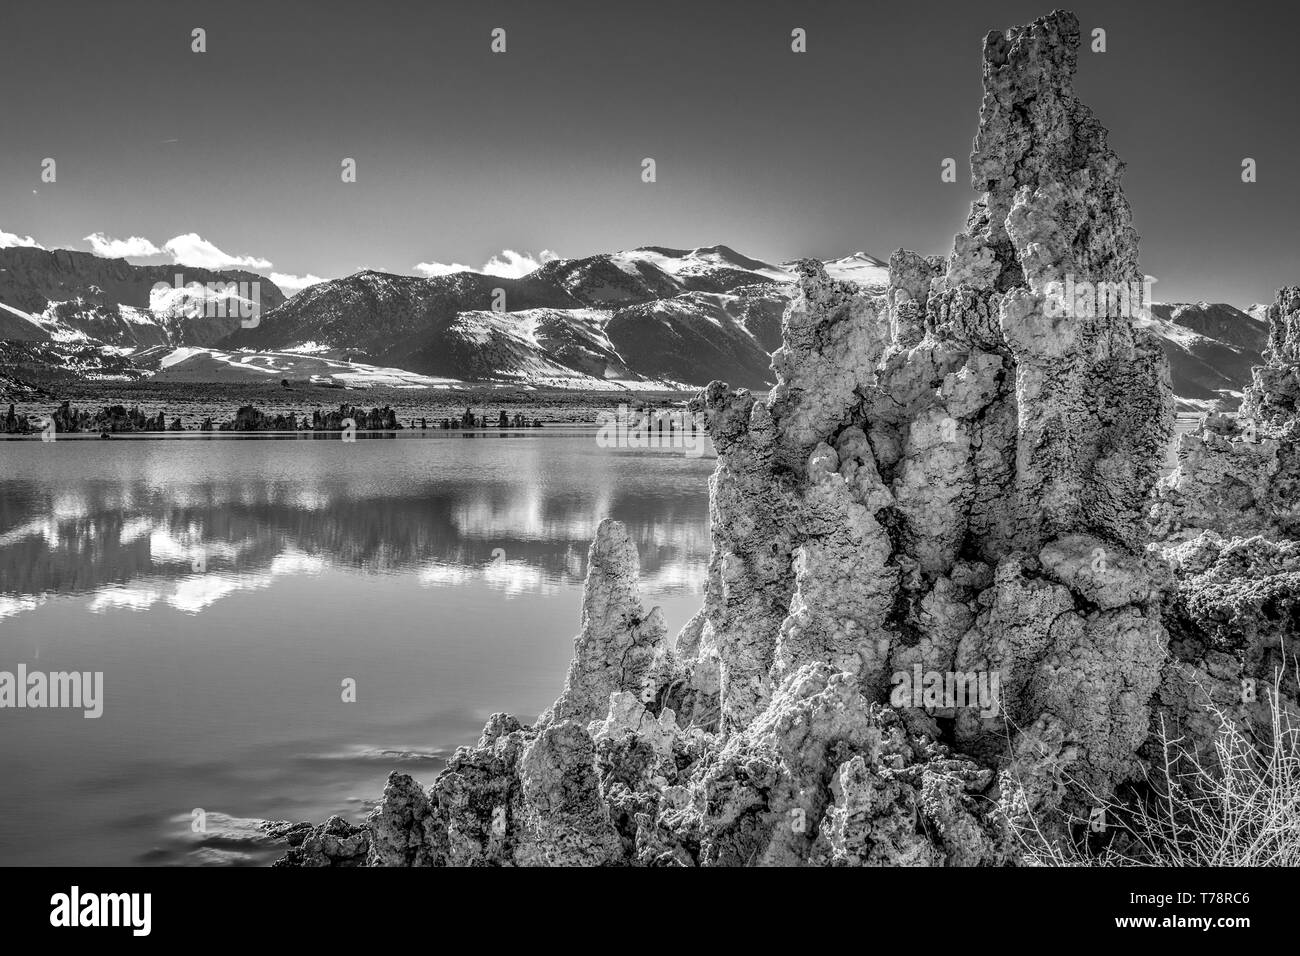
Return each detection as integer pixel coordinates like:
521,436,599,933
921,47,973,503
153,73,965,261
1,401,176,435
218,403,400,432
437,409,541,429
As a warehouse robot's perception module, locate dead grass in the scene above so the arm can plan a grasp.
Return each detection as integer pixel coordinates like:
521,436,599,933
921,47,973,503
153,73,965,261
1016,658,1300,866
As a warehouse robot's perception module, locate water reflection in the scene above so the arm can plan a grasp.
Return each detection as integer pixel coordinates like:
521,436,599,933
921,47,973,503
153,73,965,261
0,434,714,618
0,435,715,865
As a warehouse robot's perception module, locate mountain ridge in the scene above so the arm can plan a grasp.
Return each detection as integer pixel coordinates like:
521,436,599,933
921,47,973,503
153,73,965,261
0,243,1274,403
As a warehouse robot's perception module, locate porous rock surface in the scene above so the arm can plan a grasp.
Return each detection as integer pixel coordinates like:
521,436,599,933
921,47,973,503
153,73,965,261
278,10,1292,866
1148,287,1300,768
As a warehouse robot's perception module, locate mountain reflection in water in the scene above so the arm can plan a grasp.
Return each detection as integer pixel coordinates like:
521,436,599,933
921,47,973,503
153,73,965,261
0,430,714,865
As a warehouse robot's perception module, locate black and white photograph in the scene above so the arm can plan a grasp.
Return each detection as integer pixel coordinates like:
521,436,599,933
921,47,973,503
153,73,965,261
0,0,1294,935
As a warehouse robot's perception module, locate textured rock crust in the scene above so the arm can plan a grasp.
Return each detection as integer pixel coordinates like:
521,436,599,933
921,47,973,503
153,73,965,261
279,10,1292,866
1148,287,1300,769
675,9,1173,830
1241,289,1300,425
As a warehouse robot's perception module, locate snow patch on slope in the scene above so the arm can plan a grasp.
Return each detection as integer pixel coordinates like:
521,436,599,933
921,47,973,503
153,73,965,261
153,347,461,388
814,252,891,288
0,300,45,330
611,246,790,284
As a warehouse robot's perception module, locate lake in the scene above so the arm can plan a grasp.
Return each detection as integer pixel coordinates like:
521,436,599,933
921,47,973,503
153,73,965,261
0,429,715,865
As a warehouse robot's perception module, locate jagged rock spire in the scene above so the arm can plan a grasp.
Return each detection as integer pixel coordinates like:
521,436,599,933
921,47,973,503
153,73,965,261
1241,287,1300,425
541,518,667,726
690,8,1171,800
952,10,1141,295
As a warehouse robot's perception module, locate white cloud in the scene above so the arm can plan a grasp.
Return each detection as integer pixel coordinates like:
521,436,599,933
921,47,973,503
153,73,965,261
270,272,326,295
484,249,560,276
414,248,559,279
0,228,44,250
414,260,476,277
162,233,272,270
84,232,163,258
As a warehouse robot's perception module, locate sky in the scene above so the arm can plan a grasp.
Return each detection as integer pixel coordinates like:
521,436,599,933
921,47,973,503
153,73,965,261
1,0,1297,305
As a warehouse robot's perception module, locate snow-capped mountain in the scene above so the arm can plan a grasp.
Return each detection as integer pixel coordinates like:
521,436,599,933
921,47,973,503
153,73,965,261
1142,302,1269,409
0,243,1275,402
212,246,795,389
0,246,288,380
790,251,891,287
608,245,793,284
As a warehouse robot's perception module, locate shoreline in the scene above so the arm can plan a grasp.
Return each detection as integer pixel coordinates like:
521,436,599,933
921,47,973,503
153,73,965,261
0,383,711,435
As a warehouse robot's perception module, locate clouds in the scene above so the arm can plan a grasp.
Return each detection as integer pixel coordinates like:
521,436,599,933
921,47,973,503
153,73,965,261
4,227,560,297
78,229,273,270
84,232,162,257
162,233,272,270
414,248,559,279
10,225,326,297
0,228,44,250
81,231,321,295
270,272,326,295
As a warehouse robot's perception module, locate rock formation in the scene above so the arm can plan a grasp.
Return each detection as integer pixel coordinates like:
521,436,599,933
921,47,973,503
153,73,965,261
1148,287,1300,768
684,8,1173,822
226,402,400,432
0,401,167,435
1240,289,1300,426
276,10,1293,867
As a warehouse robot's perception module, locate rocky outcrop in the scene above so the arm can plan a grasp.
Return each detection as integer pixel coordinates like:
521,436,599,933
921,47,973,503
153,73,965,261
1240,288,1300,424
640,664,1010,866
1148,287,1300,769
270,815,369,867
1151,286,1300,546
684,9,1172,827
540,520,668,725
365,772,447,867
1149,412,1300,543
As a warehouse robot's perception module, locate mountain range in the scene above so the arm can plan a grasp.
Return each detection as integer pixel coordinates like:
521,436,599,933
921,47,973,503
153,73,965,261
0,243,1267,407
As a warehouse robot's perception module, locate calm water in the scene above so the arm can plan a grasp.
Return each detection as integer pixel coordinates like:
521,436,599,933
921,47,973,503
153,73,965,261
0,429,715,865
